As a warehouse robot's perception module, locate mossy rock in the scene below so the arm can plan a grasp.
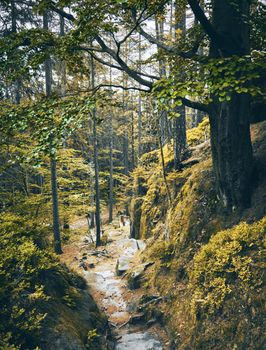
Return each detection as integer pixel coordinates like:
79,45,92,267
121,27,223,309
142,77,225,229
186,216,266,350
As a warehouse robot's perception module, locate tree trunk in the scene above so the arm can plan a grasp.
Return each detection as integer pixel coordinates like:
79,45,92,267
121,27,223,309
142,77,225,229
208,0,253,210
122,62,130,175
173,105,186,169
173,3,187,169
131,107,135,170
158,117,172,205
11,0,20,104
108,112,114,223
137,33,142,161
43,10,62,254
50,158,63,254
90,55,101,246
155,16,169,145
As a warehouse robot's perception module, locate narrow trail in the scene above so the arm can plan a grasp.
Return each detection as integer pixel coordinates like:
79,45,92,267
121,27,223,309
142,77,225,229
61,217,170,349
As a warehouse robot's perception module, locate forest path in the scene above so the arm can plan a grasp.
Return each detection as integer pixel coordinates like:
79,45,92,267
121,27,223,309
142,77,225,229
61,217,170,349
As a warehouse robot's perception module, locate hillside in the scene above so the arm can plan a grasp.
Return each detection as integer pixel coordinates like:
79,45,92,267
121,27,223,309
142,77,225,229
128,120,266,349
0,213,108,350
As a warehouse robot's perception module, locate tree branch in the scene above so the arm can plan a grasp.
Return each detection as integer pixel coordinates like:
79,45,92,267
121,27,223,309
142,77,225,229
95,35,153,88
181,97,209,112
131,11,204,60
49,2,75,21
187,0,224,49
93,84,150,93
89,51,160,81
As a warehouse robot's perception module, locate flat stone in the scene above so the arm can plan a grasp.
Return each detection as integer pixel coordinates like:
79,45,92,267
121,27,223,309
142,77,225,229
116,256,130,276
115,332,163,350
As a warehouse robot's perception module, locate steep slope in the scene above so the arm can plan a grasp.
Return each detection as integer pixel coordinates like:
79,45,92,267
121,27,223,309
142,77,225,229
128,120,266,349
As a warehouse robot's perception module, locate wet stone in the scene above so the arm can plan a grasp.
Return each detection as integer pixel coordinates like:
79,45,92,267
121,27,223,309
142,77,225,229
115,332,163,350
116,256,130,276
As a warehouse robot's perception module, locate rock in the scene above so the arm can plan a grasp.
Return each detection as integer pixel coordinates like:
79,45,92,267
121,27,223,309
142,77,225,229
115,332,163,350
129,313,145,324
79,262,87,270
127,262,154,290
116,256,130,276
127,270,143,290
147,318,157,327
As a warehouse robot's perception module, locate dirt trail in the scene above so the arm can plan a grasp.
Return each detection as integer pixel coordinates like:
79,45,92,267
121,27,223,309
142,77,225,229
61,217,170,349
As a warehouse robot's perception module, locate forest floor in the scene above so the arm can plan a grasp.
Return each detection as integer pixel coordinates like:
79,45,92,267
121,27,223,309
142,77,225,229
61,216,170,349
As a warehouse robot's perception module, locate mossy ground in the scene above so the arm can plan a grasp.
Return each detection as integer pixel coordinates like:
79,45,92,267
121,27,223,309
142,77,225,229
129,120,266,349
0,213,107,350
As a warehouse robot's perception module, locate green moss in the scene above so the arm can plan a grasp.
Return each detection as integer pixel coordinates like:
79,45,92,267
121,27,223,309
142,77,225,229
86,329,100,350
186,216,266,349
190,217,266,314
129,196,143,239
149,240,176,267
187,118,210,146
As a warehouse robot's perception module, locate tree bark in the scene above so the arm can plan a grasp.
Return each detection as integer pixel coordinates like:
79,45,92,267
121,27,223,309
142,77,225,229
173,2,187,169
11,0,21,104
108,111,114,223
43,10,62,254
173,105,186,169
131,104,135,170
50,158,62,253
137,33,142,161
208,0,253,210
155,16,170,145
90,55,101,246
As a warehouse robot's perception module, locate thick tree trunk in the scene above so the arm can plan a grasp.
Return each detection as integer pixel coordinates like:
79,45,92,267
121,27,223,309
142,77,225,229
209,95,253,209
208,0,253,210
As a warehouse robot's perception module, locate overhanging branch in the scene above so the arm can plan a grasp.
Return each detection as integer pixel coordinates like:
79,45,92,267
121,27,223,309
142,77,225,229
181,97,209,112
187,0,224,50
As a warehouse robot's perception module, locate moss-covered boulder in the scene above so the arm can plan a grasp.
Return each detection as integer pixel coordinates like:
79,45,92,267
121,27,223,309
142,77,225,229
187,217,266,350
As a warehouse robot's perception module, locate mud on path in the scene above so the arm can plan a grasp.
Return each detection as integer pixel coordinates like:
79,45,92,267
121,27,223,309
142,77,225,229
61,217,170,349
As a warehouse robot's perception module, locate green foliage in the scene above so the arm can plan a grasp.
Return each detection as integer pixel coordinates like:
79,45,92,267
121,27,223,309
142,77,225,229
86,328,100,350
0,213,58,349
154,52,266,110
0,95,94,160
149,240,175,268
187,118,209,146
